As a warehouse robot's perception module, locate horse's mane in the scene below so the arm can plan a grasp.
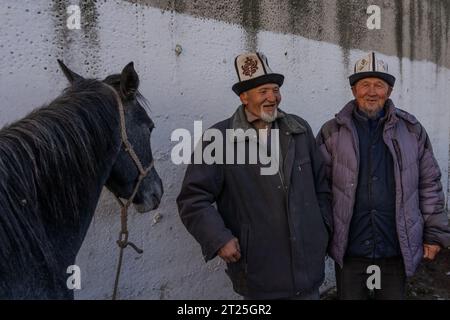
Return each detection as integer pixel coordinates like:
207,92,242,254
0,79,120,279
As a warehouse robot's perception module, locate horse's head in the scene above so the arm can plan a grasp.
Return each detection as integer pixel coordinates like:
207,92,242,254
57,60,163,213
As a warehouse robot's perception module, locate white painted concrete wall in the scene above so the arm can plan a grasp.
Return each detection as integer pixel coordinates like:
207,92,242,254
0,1,449,299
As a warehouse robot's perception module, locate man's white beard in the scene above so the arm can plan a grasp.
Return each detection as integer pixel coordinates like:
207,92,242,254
260,109,278,123
359,104,384,119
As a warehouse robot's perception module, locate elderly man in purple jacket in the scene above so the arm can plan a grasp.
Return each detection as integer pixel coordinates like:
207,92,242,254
317,52,450,300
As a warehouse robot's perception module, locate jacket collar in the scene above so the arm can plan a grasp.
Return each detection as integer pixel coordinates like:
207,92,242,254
229,105,305,143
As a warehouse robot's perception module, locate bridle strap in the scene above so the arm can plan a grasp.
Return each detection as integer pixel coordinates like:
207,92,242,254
105,84,154,300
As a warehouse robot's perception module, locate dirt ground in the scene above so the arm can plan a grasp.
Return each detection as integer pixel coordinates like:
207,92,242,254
321,248,450,300
407,247,450,300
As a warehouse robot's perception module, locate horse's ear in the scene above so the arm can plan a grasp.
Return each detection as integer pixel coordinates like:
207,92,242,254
120,62,139,99
57,59,84,84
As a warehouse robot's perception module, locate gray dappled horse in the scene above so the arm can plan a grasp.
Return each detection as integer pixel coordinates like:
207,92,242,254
0,61,163,299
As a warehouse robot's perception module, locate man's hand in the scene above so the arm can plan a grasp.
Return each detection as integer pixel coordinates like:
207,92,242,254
423,244,441,260
218,238,241,263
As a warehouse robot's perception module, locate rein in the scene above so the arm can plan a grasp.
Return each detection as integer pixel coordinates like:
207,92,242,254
106,85,154,300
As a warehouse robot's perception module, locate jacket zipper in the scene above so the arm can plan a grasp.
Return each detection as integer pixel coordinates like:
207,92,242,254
392,139,403,171
368,134,376,259
391,138,411,253
278,135,298,295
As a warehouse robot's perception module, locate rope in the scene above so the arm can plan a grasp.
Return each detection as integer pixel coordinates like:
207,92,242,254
106,85,154,300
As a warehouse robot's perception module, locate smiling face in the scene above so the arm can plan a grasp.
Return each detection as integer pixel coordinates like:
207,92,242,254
239,83,281,123
352,77,392,118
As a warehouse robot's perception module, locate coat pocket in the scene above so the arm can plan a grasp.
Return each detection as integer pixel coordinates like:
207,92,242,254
297,156,311,172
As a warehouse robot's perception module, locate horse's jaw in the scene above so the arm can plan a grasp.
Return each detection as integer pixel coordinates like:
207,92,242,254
133,202,159,213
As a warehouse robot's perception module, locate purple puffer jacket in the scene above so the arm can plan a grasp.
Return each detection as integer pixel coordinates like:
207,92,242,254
317,99,450,276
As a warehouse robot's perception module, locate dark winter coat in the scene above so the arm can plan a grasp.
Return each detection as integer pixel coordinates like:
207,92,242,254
317,99,450,276
177,105,331,299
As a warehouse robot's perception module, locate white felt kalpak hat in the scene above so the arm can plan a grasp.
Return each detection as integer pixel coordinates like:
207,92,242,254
349,52,396,87
232,52,284,96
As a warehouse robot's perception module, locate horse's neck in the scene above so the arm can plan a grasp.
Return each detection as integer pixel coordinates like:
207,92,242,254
24,102,121,263
0,86,123,298
43,116,122,261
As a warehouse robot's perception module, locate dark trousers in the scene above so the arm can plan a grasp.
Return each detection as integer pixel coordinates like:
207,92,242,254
335,256,406,300
244,287,320,300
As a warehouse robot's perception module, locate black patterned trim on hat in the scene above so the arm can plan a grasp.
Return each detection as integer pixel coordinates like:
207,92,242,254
349,71,396,87
372,52,376,73
234,56,242,82
232,73,284,96
256,52,268,75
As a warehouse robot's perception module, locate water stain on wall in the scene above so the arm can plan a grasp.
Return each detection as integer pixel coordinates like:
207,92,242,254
121,0,450,68
394,0,403,74
336,0,369,69
51,0,70,60
409,0,417,62
51,0,101,76
240,0,260,51
428,1,450,67
287,0,325,41
406,1,450,72
80,0,101,76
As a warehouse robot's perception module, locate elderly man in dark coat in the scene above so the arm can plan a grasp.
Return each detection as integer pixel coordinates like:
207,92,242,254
317,52,450,300
177,52,331,300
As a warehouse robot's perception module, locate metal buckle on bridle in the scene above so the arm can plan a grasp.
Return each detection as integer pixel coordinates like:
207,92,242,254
107,85,154,300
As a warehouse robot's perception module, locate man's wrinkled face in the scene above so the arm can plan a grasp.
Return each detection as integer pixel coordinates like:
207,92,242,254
240,83,281,123
352,77,392,118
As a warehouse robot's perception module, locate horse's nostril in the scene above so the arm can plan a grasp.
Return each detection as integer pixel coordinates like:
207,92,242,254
152,194,161,206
